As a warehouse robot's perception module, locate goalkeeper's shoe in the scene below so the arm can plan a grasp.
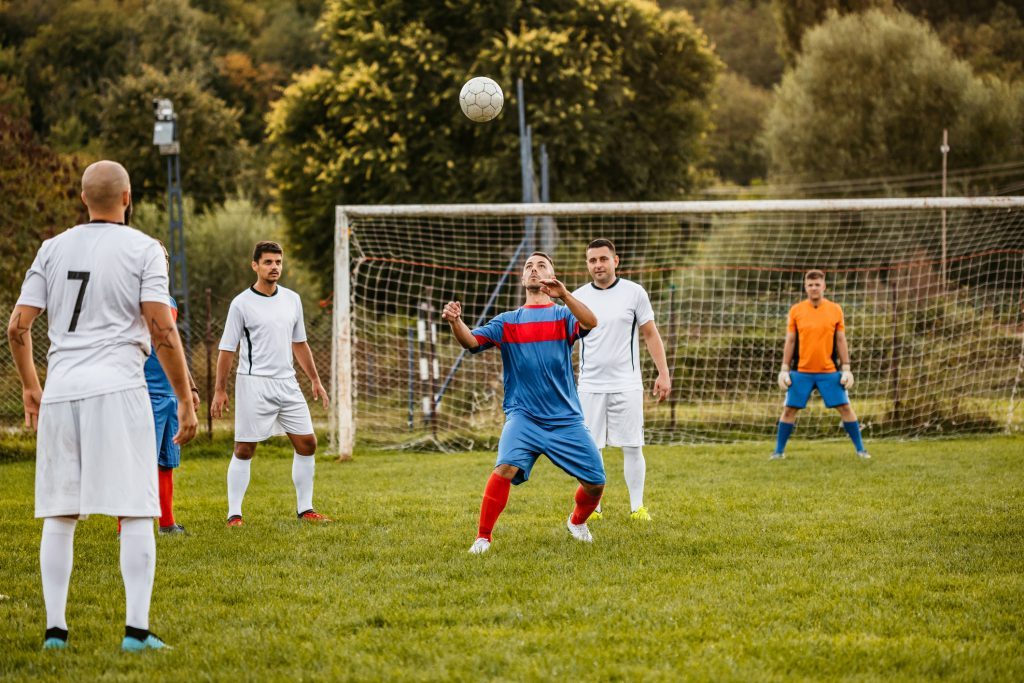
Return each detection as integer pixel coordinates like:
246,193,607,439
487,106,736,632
468,538,491,554
588,509,603,521
298,510,333,523
121,627,169,652
43,627,68,650
857,451,872,460
226,515,244,528
630,506,652,522
566,516,594,543
769,452,786,460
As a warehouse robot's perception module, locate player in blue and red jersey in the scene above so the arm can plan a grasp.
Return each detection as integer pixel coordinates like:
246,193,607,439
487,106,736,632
443,252,605,554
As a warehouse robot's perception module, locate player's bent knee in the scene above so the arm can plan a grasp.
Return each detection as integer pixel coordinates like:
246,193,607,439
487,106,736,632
290,433,317,455
234,442,257,459
582,482,605,498
493,464,519,479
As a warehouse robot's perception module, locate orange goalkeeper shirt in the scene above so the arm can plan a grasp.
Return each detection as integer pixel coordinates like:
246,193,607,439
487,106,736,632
787,298,844,373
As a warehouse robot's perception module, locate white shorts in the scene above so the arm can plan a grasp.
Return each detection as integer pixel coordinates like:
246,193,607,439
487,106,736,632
35,387,159,518
579,390,645,449
234,374,314,442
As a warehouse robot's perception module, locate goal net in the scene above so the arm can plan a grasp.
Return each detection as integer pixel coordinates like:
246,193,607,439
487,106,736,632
330,198,1024,454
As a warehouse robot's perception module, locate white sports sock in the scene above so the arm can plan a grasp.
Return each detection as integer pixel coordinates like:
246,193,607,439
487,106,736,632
292,453,315,514
227,455,251,518
622,446,646,511
119,518,156,631
40,517,77,630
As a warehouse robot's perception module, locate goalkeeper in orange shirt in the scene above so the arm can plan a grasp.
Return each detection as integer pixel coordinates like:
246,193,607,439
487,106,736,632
773,270,870,460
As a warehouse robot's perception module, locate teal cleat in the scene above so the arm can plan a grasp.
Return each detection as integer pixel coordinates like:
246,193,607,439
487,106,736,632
121,629,170,652
43,627,68,650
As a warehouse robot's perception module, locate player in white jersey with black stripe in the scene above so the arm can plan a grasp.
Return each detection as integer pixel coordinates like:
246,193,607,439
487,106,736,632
211,241,331,526
8,160,198,652
571,238,671,521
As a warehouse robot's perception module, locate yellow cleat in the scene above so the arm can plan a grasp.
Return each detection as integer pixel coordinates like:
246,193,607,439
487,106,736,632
629,506,651,522
589,509,603,521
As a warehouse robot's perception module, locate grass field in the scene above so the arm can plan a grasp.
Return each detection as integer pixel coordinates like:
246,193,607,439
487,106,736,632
1,435,1023,681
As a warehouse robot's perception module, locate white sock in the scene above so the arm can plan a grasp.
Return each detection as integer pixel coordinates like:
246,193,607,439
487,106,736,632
227,455,251,518
292,453,315,514
40,517,77,630
622,446,646,511
119,518,156,631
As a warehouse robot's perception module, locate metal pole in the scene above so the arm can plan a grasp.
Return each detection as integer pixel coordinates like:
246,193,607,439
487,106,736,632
940,129,949,284
332,207,354,460
407,327,415,430
204,287,213,439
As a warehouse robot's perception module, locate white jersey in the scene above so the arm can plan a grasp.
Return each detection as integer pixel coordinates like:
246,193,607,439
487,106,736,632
16,222,168,404
219,285,306,379
572,277,655,393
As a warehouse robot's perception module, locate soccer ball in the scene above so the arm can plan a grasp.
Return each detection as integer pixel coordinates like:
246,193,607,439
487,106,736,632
459,77,503,122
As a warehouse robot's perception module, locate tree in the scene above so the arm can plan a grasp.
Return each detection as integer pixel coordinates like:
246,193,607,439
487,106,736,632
763,9,1023,186
707,72,771,185
771,0,887,63
98,65,242,209
0,109,84,303
268,0,719,289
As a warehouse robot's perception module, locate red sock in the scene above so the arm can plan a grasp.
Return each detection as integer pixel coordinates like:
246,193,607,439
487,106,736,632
158,467,175,528
477,473,511,541
570,485,602,525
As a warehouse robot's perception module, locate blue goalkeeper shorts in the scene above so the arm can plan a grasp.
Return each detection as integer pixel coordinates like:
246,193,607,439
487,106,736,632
785,371,849,409
496,412,605,486
151,394,181,469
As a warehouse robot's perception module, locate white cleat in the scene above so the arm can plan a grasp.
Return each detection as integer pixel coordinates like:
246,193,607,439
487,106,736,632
468,538,491,554
566,516,594,543
857,451,872,459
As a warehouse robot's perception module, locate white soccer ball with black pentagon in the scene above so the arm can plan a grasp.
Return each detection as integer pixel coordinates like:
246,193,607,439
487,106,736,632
459,77,503,122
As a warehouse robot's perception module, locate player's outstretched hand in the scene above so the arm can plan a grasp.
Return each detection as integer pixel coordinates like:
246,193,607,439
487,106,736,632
173,398,199,445
539,278,568,299
840,367,855,389
211,388,230,418
442,301,462,323
312,379,330,409
22,387,41,431
653,374,671,402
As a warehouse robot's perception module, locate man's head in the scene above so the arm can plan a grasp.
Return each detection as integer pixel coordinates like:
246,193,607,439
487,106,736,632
804,269,826,301
586,238,619,288
252,241,284,284
81,160,131,222
522,251,555,292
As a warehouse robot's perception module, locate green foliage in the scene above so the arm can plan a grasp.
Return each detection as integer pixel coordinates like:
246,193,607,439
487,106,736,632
707,72,771,184
771,0,888,63
268,0,719,291
0,110,85,304
690,0,784,88
763,9,1023,186
2,439,1024,678
936,2,1024,83
98,65,242,209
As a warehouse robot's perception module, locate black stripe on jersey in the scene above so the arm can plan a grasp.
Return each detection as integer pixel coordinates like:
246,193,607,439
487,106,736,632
249,285,279,297
243,326,253,374
629,313,637,370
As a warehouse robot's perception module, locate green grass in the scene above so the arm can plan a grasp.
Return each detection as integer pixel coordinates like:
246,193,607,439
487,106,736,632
1,436,1023,681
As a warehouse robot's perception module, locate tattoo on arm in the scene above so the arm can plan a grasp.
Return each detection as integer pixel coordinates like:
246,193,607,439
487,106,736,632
149,317,178,354
8,312,31,347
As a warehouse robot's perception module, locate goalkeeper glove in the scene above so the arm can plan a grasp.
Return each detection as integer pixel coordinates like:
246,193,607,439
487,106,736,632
777,364,792,391
840,364,855,389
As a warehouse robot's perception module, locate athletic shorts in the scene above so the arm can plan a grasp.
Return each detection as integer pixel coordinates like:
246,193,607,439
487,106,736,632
151,394,181,469
496,412,605,486
578,390,645,449
35,386,159,518
785,371,850,409
234,374,314,442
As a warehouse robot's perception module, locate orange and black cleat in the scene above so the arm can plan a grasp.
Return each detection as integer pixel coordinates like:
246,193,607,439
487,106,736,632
297,510,333,523
226,515,244,528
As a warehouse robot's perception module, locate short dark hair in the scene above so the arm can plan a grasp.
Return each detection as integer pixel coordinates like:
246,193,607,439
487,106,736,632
253,241,283,262
587,238,616,254
805,269,826,281
527,251,554,268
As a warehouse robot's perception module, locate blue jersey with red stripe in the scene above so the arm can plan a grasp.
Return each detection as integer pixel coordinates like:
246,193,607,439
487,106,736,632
470,303,589,425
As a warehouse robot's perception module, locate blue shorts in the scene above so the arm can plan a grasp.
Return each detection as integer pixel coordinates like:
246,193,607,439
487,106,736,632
496,412,605,486
785,371,850,409
151,394,181,469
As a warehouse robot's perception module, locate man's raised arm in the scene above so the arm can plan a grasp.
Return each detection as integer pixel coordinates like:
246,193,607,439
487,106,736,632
442,301,480,350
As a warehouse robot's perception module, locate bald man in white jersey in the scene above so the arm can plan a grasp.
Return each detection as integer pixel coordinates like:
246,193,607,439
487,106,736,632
9,160,198,652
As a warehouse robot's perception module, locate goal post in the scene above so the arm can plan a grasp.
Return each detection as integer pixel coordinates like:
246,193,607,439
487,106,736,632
332,197,1024,453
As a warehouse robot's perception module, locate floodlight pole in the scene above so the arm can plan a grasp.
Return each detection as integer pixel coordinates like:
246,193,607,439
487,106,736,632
940,128,949,284
153,98,191,357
